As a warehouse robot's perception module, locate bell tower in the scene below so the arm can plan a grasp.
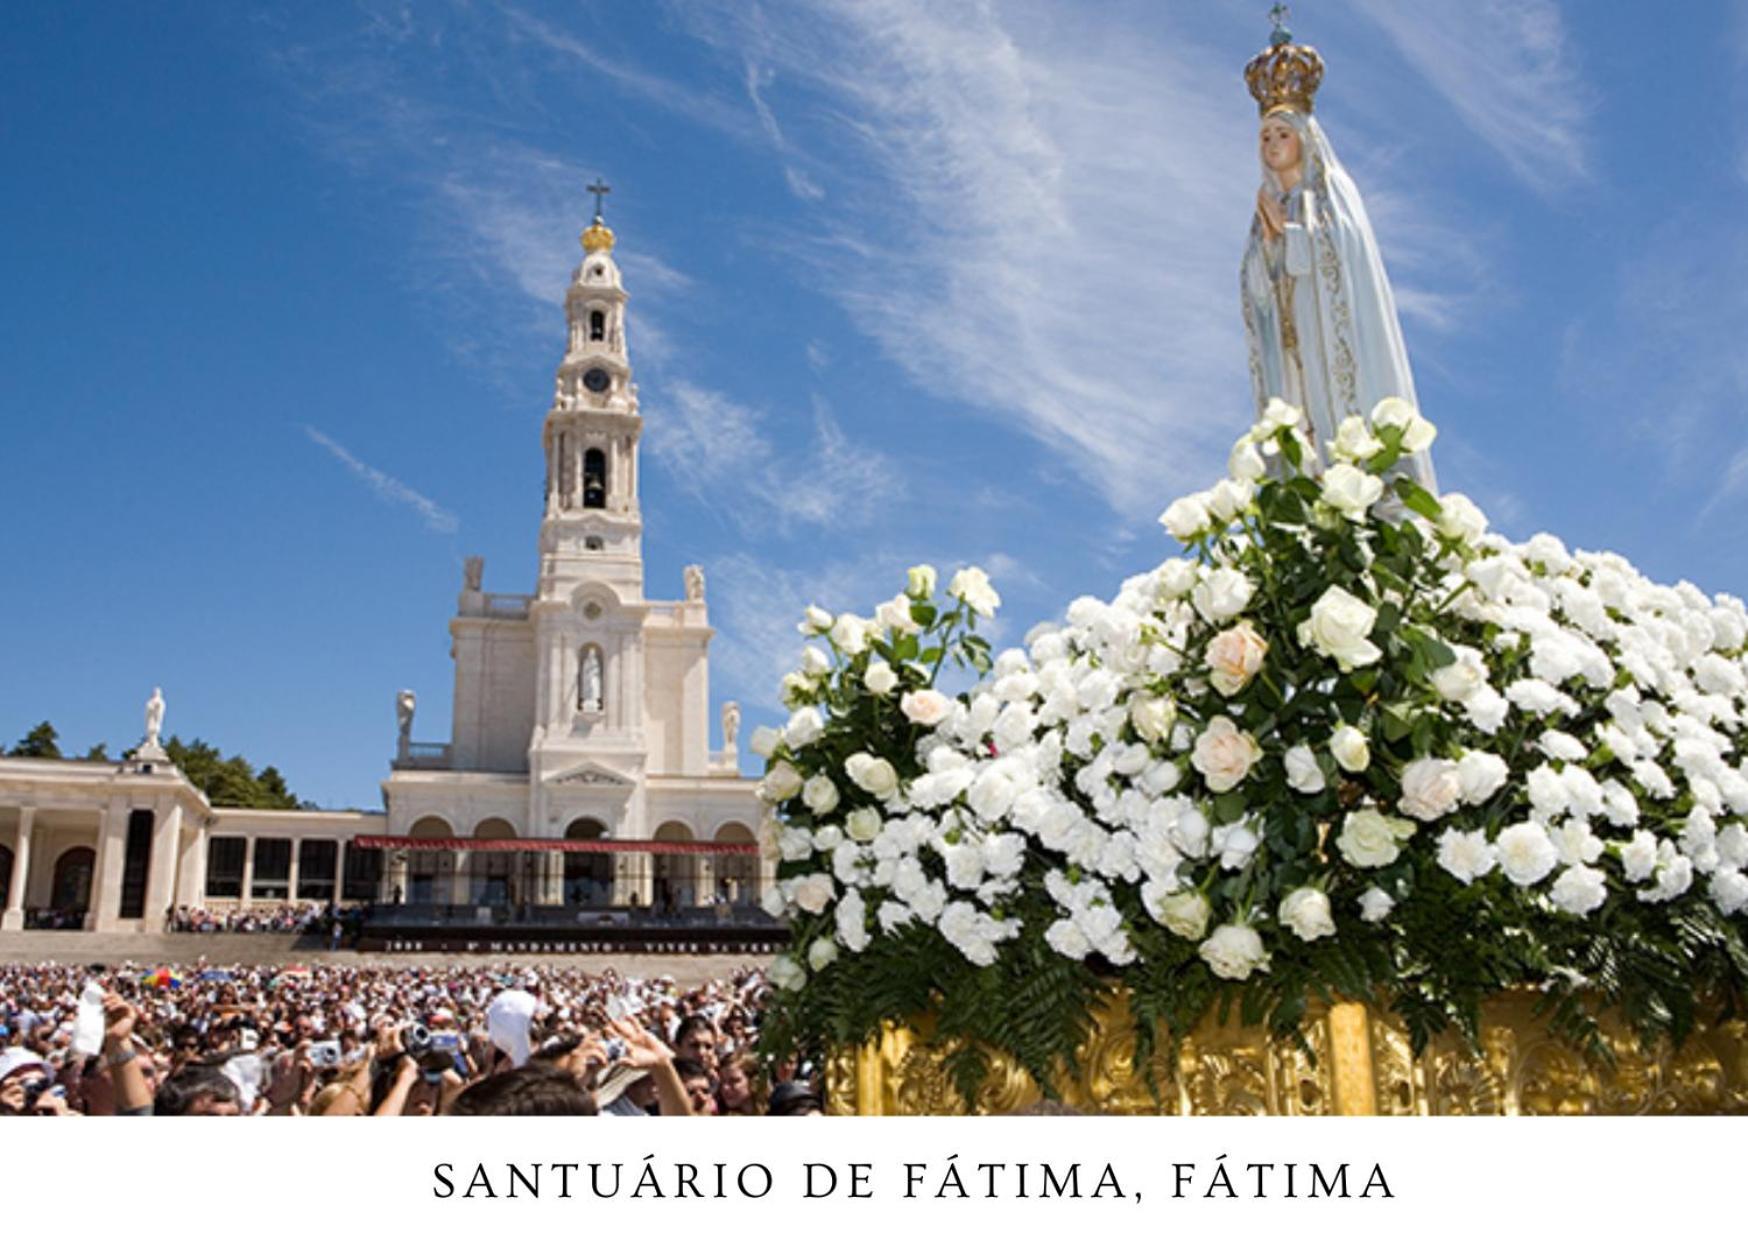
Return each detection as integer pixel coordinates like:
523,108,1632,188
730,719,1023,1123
538,181,644,600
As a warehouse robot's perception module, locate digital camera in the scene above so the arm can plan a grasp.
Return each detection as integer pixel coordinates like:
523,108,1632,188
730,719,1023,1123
309,1040,342,1069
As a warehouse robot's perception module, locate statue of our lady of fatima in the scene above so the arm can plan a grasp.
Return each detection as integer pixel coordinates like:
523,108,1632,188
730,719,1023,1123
1240,8,1437,490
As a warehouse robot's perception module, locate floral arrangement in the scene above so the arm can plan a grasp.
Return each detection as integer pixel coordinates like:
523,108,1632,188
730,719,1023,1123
752,398,1748,1100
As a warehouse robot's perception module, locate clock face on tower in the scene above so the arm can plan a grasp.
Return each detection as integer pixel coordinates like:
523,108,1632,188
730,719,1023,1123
583,367,611,393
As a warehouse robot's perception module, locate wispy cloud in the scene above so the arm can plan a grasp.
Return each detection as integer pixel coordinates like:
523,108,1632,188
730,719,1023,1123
1350,0,1591,195
303,426,459,533
675,1,1497,517
648,383,904,533
1700,444,1748,524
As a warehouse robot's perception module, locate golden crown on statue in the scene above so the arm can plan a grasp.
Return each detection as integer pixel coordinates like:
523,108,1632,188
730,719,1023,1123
1245,5,1324,116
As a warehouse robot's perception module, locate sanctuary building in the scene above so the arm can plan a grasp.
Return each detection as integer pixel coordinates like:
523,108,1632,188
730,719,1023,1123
0,208,768,934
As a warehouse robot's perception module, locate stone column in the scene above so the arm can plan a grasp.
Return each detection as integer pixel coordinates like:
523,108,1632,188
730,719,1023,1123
286,841,302,904
177,822,208,907
146,801,182,930
451,851,470,905
2,807,34,931
332,841,346,904
88,798,128,932
240,837,256,908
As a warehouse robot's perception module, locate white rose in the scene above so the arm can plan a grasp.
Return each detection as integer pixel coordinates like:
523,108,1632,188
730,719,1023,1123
1298,585,1381,670
906,564,937,599
768,956,806,990
749,726,783,759
1191,715,1262,793
1156,560,1198,599
1320,462,1385,520
1618,830,1659,882
1436,828,1498,885
967,761,1025,822
948,566,1001,617
779,672,814,708
760,885,788,917
1229,437,1267,481
791,872,835,914
1337,807,1415,868
1430,647,1486,701
1399,757,1462,822
1198,922,1271,980
1205,622,1269,697
807,938,840,970
1206,477,1255,523
829,613,870,655
901,689,953,727
1130,694,1178,744
801,645,832,679
1152,890,1211,940
799,605,833,636
1193,567,1255,623
863,658,899,696
1331,415,1383,462
1279,887,1336,942
844,753,900,799
1371,396,1437,453
802,774,840,815
780,826,816,861
1330,724,1371,773
1357,887,1395,923
875,595,920,637
785,707,825,749
759,761,803,803
1284,744,1326,794
1258,397,1303,434
1160,493,1212,541
1456,750,1508,804
845,807,882,843
1550,865,1608,916
1435,493,1488,542
1495,821,1559,887
1711,870,1748,917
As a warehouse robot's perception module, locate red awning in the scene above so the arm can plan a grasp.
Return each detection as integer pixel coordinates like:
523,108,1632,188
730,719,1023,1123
350,834,758,856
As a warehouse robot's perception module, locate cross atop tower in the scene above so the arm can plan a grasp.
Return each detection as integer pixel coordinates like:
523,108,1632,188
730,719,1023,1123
587,178,611,219
1267,3,1293,46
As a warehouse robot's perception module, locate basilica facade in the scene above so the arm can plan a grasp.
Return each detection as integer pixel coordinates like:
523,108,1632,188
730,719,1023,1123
0,210,767,934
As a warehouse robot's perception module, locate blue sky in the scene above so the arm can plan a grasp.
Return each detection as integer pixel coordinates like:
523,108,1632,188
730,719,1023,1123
3,1,1745,809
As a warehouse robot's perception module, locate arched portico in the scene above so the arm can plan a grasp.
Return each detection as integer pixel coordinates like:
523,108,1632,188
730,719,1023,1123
563,817,612,907
713,821,759,905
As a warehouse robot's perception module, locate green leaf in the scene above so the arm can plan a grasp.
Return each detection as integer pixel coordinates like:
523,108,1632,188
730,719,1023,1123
1394,478,1443,522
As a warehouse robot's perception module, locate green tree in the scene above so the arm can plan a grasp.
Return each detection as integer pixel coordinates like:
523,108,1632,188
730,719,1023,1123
82,742,109,761
161,736,300,809
8,721,62,758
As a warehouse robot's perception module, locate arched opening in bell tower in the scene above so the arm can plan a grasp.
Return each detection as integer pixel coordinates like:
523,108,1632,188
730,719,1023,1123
589,309,606,342
583,448,607,509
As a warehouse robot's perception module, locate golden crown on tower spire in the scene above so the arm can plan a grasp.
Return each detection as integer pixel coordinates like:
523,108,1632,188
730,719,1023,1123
581,215,615,254
1245,4,1324,116
580,177,615,253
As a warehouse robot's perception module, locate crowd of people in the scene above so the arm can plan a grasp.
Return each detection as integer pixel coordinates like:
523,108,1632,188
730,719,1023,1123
166,904,331,934
0,960,819,1117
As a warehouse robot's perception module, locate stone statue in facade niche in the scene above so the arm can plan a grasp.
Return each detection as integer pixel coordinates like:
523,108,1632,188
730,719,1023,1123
581,648,604,713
